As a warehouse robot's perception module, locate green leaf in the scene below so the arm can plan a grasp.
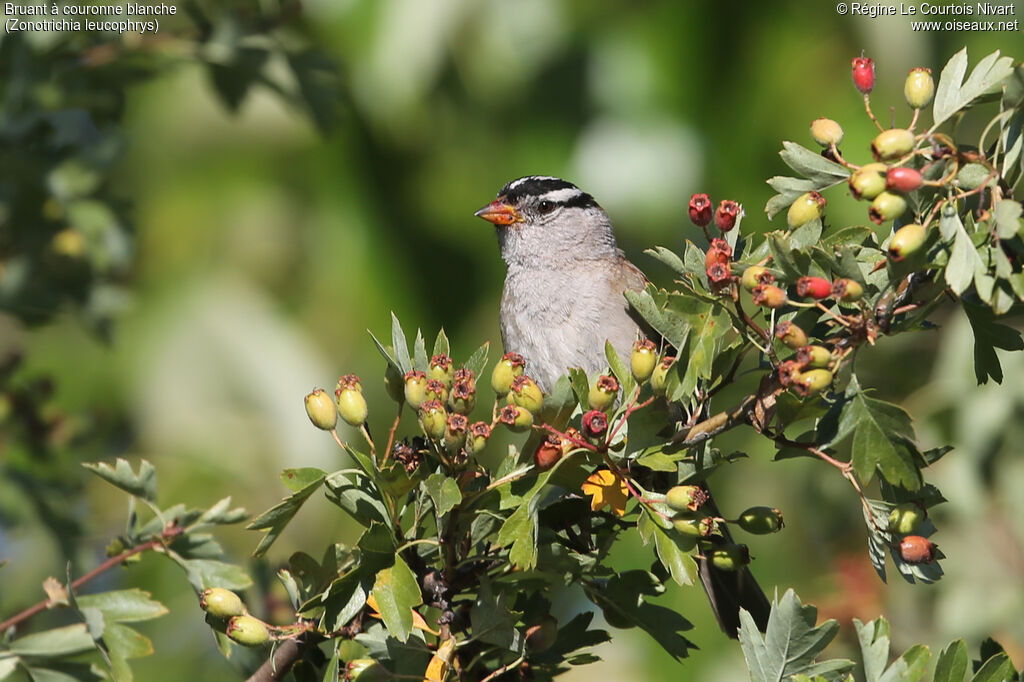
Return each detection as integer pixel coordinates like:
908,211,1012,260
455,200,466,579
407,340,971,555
413,328,428,371
422,474,462,517
878,645,930,682
463,341,490,379
197,496,248,525
9,625,95,657
833,377,921,489
738,589,854,682
281,467,327,494
0,657,18,680
583,571,694,661
946,219,984,295
497,502,538,570
101,623,154,682
470,579,522,652
432,329,450,358
993,200,1022,240
180,559,253,592
624,286,692,351
390,312,412,374
568,367,591,409
637,511,698,587
604,340,637,397
23,664,104,682
963,302,1024,384
970,653,1017,682
765,176,818,220
933,49,1016,130
371,556,422,643
672,303,730,402
855,618,891,682
82,459,157,503
76,590,167,624
644,246,688,278
246,471,326,557
934,639,968,682
317,570,367,631
779,141,851,185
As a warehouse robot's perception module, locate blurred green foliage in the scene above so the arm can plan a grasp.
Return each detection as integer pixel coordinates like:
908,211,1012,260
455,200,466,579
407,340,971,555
1,1,1023,680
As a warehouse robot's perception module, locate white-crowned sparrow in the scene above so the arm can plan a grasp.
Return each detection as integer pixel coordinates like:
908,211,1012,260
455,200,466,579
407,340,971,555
476,175,770,637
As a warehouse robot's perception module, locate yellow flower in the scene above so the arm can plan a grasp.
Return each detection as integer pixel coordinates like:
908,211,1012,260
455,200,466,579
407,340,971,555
581,469,629,516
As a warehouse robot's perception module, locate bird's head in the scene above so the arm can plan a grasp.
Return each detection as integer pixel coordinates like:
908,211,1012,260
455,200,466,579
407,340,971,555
475,176,619,268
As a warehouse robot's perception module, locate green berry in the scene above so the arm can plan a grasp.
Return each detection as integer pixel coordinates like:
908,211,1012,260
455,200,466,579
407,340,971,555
795,345,831,370
665,485,708,512
448,374,477,414
427,354,454,389
509,375,544,414
904,67,934,109
444,413,468,451
345,658,391,681
737,507,784,534
226,615,269,646
650,356,674,396
787,191,826,229
888,223,927,262
888,502,926,534
673,516,720,538
419,400,448,440
741,265,772,292
792,368,833,397
848,163,888,200
404,371,428,409
872,128,915,162
491,352,525,395
466,421,491,455
831,278,863,303
201,588,245,619
630,339,658,383
709,544,750,571
588,374,619,411
810,118,844,147
304,389,337,430
868,191,908,225
425,379,448,404
774,321,808,350
335,383,369,427
498,404,533,433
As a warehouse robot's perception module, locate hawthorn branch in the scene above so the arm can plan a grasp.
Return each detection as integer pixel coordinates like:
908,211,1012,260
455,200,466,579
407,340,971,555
245,633,323,682
0,526,183,634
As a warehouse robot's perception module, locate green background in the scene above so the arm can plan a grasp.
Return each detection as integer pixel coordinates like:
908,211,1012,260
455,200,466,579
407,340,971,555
2,1,1023,679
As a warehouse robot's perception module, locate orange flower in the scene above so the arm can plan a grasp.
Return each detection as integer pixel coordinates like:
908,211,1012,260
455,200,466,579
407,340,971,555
581,469,629,516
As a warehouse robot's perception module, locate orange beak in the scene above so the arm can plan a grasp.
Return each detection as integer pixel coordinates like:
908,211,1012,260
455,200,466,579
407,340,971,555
474,199,522,226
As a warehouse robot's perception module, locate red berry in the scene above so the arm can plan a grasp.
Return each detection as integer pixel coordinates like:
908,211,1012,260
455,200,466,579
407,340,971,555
851,55,875,94
581,410,608,441
886,167,923,193
688,193,712,227
714,200,741,232
899,535,937,564
796,276,832,300
534,435,564,471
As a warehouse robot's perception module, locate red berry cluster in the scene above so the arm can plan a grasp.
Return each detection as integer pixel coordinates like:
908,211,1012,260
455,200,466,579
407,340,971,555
689,193,743,233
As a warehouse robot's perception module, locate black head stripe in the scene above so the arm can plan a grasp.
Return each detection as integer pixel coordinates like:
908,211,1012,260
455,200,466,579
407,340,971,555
499,176,598,209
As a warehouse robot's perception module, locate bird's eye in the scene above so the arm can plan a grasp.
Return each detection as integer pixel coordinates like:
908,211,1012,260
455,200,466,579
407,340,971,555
538,200,555,214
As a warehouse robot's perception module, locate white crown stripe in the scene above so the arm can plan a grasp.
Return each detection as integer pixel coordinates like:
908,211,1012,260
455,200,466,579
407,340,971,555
506,175,562,191
538,187,584,204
